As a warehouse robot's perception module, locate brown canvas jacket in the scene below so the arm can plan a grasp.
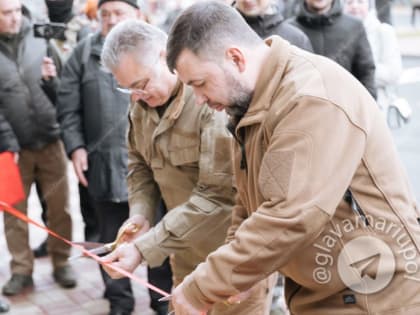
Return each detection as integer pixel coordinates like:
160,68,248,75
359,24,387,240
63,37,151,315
128,83,235,282
182,36,420,315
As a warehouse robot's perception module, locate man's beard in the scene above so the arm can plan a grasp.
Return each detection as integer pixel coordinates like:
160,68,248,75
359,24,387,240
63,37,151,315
223,70,253,120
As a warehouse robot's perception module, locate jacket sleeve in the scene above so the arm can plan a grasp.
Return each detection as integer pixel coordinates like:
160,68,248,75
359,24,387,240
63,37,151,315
0,113,19,153
134,110,235,267
352,24,377,99
181,97,367,309
126,111,161,224
225,181,248,243
375,24,402,87
56,43,86,156
41,77,59,105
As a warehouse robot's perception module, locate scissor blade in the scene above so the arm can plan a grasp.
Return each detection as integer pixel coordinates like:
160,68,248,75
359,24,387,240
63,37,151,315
158,295,172,302
86,245,111,256
72,241,105,250
68,242,112,261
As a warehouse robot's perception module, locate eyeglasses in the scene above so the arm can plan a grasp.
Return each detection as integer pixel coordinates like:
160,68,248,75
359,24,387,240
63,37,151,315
116,57,161,96
116,79,150,96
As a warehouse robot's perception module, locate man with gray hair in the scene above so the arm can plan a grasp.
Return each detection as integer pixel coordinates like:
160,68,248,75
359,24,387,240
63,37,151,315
165,1,420,315
100,19,277,315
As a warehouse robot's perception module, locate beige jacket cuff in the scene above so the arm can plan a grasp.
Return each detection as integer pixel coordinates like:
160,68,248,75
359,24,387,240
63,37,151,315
183,274,213,310
129,202,155,225
134,223,167,267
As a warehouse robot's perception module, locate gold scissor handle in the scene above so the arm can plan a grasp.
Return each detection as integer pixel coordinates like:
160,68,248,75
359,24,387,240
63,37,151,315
107,222,140,251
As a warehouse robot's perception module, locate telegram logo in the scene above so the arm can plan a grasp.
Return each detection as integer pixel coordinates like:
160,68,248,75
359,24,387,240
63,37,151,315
338,236,395,294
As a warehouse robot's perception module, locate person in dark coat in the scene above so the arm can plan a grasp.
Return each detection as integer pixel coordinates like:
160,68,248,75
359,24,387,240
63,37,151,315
235,0,313,50
290,0,377,98
0,0,75,297
56,1,141,314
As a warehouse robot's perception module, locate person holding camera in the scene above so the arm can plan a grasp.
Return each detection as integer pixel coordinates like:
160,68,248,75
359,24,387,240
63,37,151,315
45,0,91,64
31,0,97,260
0,0,76,296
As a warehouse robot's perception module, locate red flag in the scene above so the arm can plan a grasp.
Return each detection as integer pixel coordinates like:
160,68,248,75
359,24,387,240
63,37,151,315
0,152,25,206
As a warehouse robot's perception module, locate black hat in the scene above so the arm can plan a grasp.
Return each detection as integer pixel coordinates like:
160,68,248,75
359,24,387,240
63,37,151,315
98,0,139,9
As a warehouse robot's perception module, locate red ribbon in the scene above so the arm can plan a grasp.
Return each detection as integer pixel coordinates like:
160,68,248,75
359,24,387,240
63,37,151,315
0,201,210,314
0,200,170,298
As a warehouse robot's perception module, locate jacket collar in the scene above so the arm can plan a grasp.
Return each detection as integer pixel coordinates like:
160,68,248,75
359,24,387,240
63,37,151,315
235,36,290,134
239,10,285,31
90,32,105,57
164,80,186,121
297,0,342,27
136,81,191,139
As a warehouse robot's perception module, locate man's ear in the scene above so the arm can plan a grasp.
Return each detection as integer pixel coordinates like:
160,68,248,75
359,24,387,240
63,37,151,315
225,47,246,72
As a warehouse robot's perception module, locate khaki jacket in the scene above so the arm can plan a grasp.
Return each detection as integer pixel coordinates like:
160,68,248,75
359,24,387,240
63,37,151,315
129,84,235,282
182,37,420,314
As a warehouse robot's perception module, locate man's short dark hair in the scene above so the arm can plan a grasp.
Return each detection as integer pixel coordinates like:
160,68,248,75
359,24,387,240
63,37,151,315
166,1,262,73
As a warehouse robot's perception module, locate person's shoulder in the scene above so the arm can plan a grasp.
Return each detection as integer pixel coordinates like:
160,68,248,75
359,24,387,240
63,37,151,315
278,20,306,35
340,13,364,29
277,21,310,39
72,31,97,54
275,21,312,50
287,15,300,27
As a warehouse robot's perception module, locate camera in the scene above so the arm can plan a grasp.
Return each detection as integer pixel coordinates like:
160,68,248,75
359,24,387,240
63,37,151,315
33,22,67,41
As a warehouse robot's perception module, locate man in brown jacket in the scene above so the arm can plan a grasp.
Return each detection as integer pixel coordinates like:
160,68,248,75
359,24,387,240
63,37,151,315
99,20,276,315
165,2,420,315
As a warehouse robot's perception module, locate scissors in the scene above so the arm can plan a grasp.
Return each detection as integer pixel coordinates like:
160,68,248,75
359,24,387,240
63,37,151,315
68,222,140,261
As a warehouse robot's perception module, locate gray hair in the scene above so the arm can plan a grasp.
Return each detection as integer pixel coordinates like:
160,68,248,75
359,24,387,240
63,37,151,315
101,19,167,71
166,1,262,73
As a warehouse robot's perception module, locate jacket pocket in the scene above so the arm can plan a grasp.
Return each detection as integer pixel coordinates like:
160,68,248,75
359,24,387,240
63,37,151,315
169,145,199,166
164,196,222,238
168,131,199,165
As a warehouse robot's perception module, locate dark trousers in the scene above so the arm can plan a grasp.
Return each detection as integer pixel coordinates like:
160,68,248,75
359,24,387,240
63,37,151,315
38,183,99,242
95,201,134,313
79,184,99,241
148,200,173,314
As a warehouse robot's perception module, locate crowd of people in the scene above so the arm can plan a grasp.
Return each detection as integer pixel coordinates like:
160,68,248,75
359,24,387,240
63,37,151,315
0,0,415,315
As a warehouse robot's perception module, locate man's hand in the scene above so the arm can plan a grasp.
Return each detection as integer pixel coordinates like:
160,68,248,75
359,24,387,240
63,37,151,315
225,287,254,305
117,215,150,243
41,57,57,80
101,242,143,279
172,283,208,315
71,148,88,187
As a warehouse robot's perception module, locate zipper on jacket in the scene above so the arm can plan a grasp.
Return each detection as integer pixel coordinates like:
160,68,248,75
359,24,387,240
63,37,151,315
344,189,370,227
238,128,248,172
227,122,248,173
15,35,32,106
287,283,302,313
240,142,247,171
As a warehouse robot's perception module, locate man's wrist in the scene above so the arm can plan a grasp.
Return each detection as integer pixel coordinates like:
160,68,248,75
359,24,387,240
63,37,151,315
182,274,213,310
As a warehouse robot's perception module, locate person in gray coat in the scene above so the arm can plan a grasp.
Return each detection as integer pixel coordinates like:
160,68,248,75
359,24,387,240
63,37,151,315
235,0,313,51
0,0,75,296
56,1,141,314
290,0,377,98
